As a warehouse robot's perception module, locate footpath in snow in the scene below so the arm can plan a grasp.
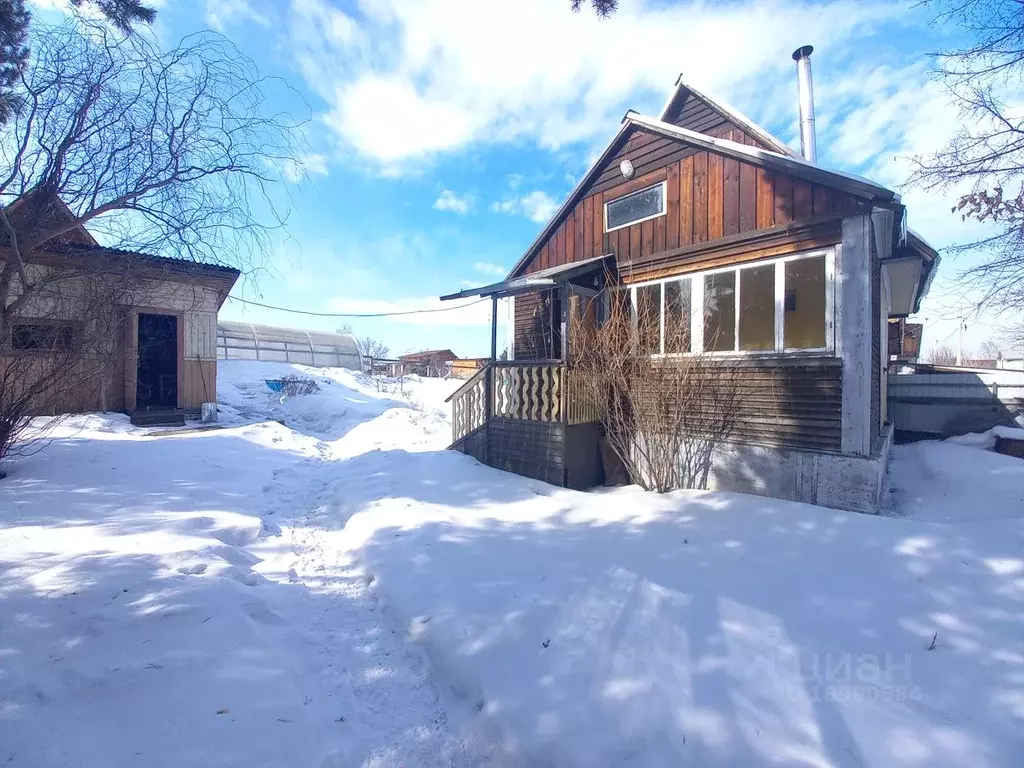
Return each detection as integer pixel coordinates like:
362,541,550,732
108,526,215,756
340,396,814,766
0,362,509,768
2,359,1023,767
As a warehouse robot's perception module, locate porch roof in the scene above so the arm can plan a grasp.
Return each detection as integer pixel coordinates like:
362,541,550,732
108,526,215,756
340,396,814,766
439,252,613,302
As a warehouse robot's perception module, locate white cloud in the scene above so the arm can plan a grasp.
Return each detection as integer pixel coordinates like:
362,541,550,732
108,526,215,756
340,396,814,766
434,189,474,214
273,152,329,183
286,0,905,166
473,261,505,276
491,190,559,223
326,296,493,327
205,0,269,31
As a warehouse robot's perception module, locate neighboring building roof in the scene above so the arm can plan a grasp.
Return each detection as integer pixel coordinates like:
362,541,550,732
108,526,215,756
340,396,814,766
659,75,801,159
399,349,458,362
53,242,241,279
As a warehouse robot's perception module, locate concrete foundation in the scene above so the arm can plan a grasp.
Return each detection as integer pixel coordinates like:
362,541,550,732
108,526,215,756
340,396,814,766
701,425,893,514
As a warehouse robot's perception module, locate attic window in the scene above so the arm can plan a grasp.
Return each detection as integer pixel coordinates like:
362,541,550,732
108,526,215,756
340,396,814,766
605,182,665,232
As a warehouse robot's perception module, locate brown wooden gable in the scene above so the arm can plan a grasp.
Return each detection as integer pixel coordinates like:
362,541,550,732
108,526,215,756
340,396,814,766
662,89,779,153
519,124,867,280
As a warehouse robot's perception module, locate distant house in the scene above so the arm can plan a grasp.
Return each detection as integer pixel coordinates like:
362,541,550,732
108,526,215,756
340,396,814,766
394,349,458,377
450,357,490,379
441,49,938,512
887,318,923,370
2,193,239,423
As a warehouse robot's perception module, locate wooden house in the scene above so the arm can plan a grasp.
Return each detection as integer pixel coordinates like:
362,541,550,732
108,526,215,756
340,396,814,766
441,48,938,512
394,349,458,377
1,195,239,425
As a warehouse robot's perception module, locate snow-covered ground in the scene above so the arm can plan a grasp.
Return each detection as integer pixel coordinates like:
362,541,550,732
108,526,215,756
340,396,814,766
2,360,1023,767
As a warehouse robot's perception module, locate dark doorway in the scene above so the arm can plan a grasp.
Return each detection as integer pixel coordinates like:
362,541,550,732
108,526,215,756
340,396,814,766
136,313,178,410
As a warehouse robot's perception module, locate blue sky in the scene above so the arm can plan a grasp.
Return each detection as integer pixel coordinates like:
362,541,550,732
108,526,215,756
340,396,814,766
37,0,1016,357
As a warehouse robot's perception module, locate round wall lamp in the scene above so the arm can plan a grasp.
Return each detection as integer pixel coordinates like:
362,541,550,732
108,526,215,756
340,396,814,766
619,159,635,179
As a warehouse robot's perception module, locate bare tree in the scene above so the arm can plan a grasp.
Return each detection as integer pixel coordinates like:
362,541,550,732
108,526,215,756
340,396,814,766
356,336,390,361
0,18,300,464
0,0,156,123
928,344,959,365
567,288,739,492
912,0,1024,314
335,324,390,363
979,339,1002,359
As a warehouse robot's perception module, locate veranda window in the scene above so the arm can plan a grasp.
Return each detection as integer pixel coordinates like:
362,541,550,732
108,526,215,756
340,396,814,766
625,250,833,355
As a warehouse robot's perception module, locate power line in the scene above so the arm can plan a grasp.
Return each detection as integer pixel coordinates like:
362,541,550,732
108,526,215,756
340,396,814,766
226,294,490,318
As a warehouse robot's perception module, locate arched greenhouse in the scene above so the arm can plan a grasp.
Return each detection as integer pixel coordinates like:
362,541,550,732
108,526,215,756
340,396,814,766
216,322,362,370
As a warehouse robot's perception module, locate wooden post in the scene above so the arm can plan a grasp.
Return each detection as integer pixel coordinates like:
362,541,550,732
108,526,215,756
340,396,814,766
484,295,498,464
559,281,569,363
490,295,499,364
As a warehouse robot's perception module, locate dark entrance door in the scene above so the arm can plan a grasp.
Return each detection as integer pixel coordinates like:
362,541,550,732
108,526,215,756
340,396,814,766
136,313,178,410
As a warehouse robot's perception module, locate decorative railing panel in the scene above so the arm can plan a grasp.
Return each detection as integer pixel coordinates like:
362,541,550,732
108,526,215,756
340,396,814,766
492,363,562,422
449,367,487,443
564,368,605,425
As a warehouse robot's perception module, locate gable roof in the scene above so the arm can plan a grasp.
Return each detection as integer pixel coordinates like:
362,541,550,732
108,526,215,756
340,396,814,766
5,190,98,248
399,349,457,362
658,75,801,159
507,108,901,280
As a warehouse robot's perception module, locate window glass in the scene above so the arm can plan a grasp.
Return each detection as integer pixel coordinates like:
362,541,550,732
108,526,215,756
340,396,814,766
703,272,736,352
739,265,775,351
11,324,72,351
636,284,662,354
664,278,691,353
784,255,826,349
605,184,664,231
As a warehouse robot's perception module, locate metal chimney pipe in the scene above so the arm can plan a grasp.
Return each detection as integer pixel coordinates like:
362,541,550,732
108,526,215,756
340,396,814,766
792,45,816,163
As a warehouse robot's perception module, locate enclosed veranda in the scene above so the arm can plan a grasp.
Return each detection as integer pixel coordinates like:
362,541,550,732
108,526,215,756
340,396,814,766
439,255,611,489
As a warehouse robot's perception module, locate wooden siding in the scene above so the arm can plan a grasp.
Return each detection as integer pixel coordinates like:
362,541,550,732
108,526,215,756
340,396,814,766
634,358,842,453
182,359,217,409
488,418,565,486
513,292,549,360
663,91,779,153
521,127,863,282
729,359,843,452
621,219,842,283
564,421,603,489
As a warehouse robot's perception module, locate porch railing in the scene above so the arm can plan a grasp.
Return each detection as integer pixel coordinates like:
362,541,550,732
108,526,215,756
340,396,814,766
448,360,606,445
447,365,488,443
492,362,563,422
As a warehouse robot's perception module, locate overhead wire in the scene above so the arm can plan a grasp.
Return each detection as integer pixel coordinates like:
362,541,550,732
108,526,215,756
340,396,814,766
226,294,490,318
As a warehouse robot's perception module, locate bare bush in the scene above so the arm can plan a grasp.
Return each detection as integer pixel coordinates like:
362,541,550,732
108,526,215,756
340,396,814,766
568,288,739,492
277,374,320,397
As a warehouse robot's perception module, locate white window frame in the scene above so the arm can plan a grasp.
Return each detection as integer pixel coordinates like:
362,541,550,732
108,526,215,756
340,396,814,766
604,181,668,233
626,247,836,357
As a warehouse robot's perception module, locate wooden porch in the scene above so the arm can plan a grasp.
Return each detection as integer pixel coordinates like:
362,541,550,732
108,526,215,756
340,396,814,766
447,360,604,488
441,253,612,488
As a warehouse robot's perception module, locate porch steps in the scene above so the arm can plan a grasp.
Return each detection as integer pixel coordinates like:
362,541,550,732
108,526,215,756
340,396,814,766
130,409,187,428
